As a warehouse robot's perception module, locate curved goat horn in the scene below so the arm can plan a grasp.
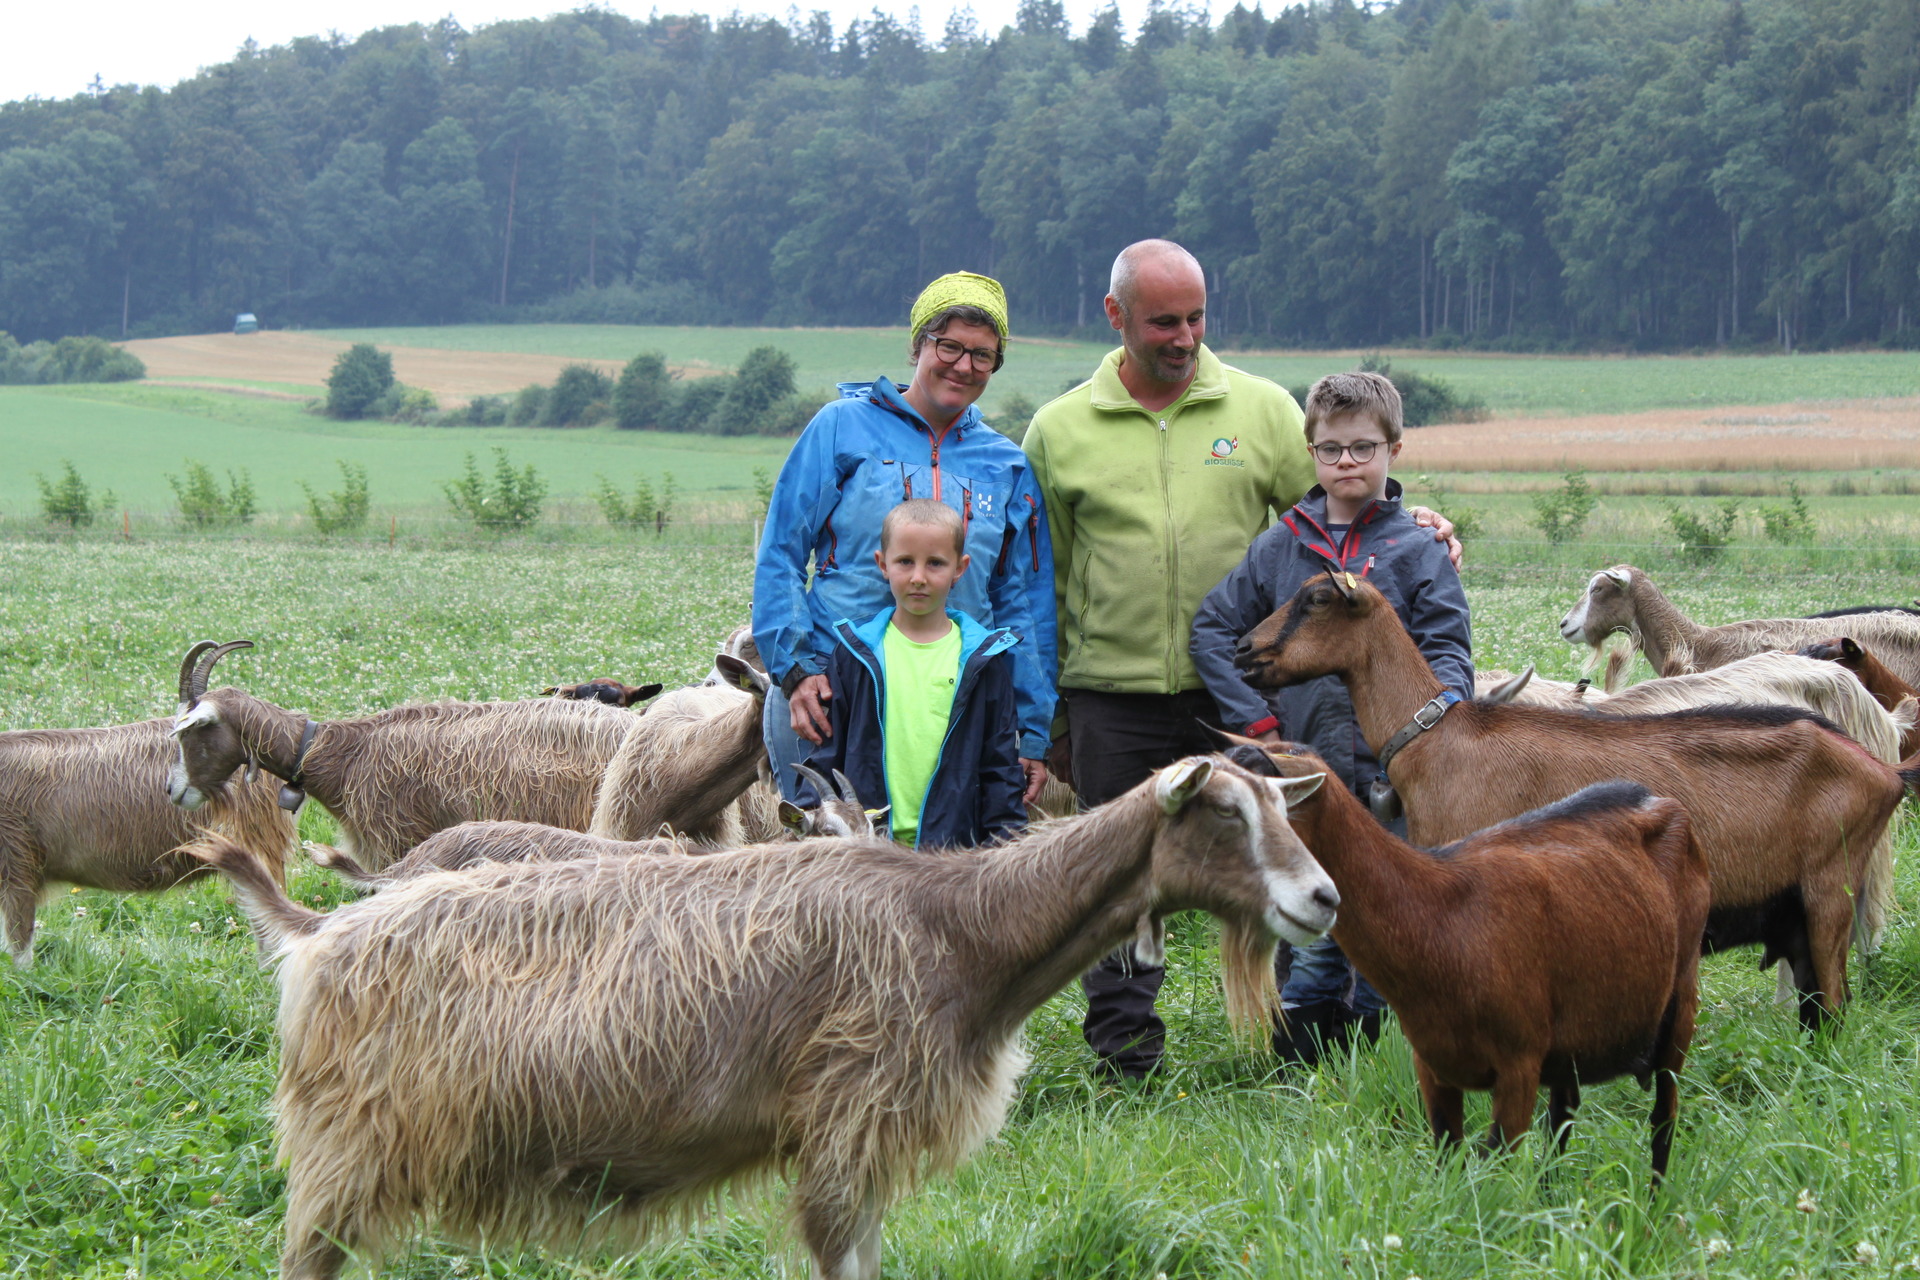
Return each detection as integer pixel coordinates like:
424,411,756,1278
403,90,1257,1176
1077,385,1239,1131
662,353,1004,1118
831,769,861,804
177,640,218,705
791,763,834,802
188,639,255,703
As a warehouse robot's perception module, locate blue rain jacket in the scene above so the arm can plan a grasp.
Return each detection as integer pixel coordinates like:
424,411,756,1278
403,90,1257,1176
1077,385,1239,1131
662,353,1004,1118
752,378,1056,759
798,608,1026,849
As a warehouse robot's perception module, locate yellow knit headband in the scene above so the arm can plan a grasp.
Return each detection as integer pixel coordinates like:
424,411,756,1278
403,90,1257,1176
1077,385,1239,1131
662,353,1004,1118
909,271,1009,342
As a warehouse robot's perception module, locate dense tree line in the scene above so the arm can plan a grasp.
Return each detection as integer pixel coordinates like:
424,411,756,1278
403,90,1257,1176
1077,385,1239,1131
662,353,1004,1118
3,0,1919,350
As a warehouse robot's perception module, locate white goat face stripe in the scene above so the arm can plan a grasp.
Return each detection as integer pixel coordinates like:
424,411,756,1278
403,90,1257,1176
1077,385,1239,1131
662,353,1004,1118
172,701,221,736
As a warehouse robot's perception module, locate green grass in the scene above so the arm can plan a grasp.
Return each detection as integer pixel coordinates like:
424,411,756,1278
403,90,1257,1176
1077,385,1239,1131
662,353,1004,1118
0,384,790,516
4,539,1920,1277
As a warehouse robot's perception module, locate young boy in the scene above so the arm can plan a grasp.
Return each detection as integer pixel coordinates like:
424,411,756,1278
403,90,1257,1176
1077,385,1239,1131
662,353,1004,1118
797,498,1027,848
1189,371,1474,1064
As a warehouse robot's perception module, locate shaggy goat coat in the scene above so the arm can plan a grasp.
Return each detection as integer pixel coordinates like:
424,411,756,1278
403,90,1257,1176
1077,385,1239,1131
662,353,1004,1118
198,756,1338,1280
1,718,294,962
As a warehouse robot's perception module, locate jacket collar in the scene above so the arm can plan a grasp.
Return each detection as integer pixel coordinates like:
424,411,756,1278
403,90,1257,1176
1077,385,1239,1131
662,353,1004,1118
1088,343,1230,414
850,376,984,440
1293,476,1405,525
841,607,1015,669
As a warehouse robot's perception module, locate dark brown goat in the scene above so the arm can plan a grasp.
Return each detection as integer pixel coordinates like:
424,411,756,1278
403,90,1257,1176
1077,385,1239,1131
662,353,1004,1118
1237,572,1920,1030
543,679,664,708
1226,740,1708,1183
1798,637,1920,758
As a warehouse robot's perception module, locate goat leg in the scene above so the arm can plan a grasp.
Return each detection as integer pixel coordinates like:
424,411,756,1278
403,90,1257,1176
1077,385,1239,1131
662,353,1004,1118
1,843,42,966
796,1164,884,1280
1800,887,1853,1033
1485,1064,1542,1154
279,1220,351,1280
1547,1082,1581,1154
1413,1056,1465,1150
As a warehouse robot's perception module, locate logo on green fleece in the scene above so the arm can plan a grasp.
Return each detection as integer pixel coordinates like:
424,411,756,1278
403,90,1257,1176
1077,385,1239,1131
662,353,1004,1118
1205,436,1244,467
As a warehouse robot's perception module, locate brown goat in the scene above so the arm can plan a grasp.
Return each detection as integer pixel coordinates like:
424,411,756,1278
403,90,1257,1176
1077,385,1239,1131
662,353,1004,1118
1799,637,1920,758
588,656,771,846
1239,573,1920,1030
1560,565,1920,687
1226,739,1708,1182
0,718,295,964
169,641,632,870
543,678,665,708
194,756,1338,1280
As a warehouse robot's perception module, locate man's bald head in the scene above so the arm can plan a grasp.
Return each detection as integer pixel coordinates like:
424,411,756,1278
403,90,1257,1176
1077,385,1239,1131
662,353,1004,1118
1109,240,1204,318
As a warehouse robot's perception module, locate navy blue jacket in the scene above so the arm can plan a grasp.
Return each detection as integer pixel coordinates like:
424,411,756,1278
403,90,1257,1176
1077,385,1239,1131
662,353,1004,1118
1189,479,1474,795
799,608,1027,849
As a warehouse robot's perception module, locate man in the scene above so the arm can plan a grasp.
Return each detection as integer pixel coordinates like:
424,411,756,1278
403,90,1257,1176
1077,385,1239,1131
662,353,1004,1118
1021,239,1457,1080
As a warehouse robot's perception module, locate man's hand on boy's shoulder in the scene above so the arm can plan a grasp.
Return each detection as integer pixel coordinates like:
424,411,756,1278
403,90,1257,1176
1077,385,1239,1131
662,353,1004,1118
1407,505,1464,569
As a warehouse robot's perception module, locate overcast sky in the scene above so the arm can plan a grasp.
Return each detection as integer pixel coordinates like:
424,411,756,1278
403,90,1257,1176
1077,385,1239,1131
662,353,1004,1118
6,0,1168,103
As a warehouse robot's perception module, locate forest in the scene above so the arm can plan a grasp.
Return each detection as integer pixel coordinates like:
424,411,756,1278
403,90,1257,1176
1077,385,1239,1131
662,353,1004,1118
2,0,1918,351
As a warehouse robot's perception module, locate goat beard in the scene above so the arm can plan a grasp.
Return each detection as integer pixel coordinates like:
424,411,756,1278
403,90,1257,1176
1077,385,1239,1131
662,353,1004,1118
1218,917,1283,1046
1580,634,1637,694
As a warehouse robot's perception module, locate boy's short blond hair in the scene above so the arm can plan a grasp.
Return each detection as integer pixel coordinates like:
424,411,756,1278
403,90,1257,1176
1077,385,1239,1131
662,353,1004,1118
880,499,965,557
1303,372,1403,444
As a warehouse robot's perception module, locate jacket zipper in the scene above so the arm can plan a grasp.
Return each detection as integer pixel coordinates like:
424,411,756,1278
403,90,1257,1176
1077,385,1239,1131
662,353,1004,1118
1158,410,1179,689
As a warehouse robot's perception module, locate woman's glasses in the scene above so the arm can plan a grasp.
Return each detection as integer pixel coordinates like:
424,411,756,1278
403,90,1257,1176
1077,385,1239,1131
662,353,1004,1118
928,337,1003,372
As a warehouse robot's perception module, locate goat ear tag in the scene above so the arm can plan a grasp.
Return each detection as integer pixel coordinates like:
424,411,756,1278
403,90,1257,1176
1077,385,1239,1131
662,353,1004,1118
1343,572,1357,590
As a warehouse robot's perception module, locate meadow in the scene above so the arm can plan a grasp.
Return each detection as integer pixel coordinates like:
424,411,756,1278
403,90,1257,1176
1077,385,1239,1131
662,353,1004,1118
3,535,1919,1279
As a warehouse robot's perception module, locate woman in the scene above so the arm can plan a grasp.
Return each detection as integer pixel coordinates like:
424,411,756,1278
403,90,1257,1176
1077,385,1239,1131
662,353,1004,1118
751,272,1055,808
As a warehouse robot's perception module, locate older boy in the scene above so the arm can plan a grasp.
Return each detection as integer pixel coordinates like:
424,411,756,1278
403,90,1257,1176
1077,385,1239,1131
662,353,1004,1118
798,500,1026,849
1191,371,1474,1064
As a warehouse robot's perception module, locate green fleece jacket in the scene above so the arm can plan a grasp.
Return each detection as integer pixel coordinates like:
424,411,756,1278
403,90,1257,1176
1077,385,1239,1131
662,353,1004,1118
1022,344,1314,695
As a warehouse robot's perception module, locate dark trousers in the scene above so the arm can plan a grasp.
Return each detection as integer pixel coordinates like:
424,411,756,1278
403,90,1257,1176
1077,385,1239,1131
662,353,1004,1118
1067,688,1256,1076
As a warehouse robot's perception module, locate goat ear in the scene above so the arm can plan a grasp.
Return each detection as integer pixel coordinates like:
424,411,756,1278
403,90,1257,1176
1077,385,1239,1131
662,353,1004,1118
715,653,770,698
1156,757,1214,814
171,701,220,735
1841,638,1862,661
1479,664,1535,705
1132,913,1166,967
1274,772,1326,810
778,801,808,833
1603,565,1633,587
629,683,665,705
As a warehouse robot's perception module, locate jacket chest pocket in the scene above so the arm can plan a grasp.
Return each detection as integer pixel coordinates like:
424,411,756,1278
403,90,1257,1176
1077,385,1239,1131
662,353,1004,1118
895,463,1003,561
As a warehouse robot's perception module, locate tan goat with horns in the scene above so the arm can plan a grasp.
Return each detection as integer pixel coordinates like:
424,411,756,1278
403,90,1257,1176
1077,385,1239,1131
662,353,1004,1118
194,755,1338,1280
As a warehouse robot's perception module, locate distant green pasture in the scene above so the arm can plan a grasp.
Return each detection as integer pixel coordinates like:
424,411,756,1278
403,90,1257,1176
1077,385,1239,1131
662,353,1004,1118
0,384,789,514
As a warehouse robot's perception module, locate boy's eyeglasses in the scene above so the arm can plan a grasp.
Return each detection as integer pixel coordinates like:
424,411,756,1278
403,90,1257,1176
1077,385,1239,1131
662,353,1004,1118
1309,440,1386,465
928,337,1004,372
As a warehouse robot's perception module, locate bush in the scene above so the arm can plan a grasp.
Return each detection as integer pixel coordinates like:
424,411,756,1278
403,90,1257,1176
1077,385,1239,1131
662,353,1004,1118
663,376,732,433
1759,480,1817,544
372,384,439,424
509,384,547,425
299,461,370,534
613,352,672,430
34,460,115,528
596,471,677,532
989,391,1038,444
168,460,256,527
752,466,775,516
1358,354,1488,427
455,395,508,426
325,344,395,419
544,364,614,426
1530,470,1597,544
0,332,144,384
445,449,546,531
706,346,797,435
1666,499,1740,563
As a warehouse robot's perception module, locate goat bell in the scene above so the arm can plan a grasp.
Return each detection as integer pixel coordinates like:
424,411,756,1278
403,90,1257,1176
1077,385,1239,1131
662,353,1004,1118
277,783,307,813
1367,776,1403,823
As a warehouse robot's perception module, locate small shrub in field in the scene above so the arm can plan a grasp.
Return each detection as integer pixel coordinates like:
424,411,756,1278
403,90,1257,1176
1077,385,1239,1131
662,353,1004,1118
663,376,731,433
1358,354,1488,427
1666,499,1740,562
168,460,256,527
991,390,1037,444
1759,480,1816,544
459,395,509,426
325,343,394,419
372,384,438,424
543,364,614,426
706,346,797,435
1530,470,1597,544
34,459,115,528
510,384,547,425
752,466,775,517
613,352,672,429
596,471,677,532
445,449,546,531
0,332,144,384
299,461,370,534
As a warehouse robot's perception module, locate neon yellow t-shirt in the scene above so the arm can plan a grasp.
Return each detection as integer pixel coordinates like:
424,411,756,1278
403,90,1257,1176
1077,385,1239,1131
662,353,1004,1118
882,620,962,845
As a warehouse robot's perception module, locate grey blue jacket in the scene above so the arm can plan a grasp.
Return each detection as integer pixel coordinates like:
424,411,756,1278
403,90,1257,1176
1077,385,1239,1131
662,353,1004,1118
1190,479,1473,793
799,608,1026,849
751,377,1055,759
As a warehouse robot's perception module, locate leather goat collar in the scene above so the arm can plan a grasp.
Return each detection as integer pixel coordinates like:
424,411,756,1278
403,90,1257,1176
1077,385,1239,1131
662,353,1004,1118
272,718,320,812
1376,691,1462,773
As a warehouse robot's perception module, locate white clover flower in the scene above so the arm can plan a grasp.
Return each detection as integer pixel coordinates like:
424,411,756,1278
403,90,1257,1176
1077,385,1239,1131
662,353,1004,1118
1383,1234,1404,1251
73,906,88,919
1857,1242,1881,1266
1795,1188,1818,1213
1705,1238,1732,1260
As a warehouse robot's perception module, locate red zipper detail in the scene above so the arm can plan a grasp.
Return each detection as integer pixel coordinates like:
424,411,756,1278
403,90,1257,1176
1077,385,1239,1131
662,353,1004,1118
823,517,838,568
1025,495,1038,567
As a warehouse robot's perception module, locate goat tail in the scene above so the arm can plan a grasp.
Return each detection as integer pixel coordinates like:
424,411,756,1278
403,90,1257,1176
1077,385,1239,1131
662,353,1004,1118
1219,918,1283,1045
302,840,385,888
184,835,326,961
